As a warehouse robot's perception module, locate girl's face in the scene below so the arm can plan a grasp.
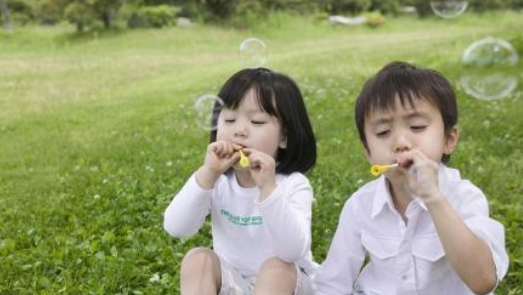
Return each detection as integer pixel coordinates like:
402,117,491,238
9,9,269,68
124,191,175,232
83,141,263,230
216,88,287,159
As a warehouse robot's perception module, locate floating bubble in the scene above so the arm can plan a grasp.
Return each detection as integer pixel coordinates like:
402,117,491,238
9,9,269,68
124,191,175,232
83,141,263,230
239,38,267,68
462,37,519,67
459,74,518,101
194,94,224,131
430,1,468,19
460,37,520,101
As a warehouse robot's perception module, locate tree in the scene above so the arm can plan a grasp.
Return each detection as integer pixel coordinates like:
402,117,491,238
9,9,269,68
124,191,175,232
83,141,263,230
0,0,13,31
327,0,372,15
64,1,93,32
90,0,124,29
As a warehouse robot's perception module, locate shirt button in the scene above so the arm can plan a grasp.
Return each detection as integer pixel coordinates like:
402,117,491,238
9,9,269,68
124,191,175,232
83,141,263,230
402,275,408,280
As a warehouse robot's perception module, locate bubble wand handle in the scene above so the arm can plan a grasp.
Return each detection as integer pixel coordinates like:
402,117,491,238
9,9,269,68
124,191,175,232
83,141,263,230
239,149,250,168
370,163,399,176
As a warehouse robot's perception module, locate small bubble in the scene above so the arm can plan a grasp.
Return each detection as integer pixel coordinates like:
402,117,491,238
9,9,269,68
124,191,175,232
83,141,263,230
239,38,268,68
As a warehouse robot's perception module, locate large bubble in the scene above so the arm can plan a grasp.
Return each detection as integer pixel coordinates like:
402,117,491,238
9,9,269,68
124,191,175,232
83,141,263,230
194,94,224,131
239,38,267,68
430,1,468,19
459,37,520,101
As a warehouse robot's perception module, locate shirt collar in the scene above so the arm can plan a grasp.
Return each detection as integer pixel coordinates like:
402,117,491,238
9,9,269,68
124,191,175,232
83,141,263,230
370,176,395,219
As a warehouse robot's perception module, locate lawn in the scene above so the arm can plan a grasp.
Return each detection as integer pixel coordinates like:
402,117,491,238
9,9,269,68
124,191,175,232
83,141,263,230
0,11,522,294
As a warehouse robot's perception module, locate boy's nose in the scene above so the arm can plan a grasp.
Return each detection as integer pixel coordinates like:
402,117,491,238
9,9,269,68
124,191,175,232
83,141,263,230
393,134,411,153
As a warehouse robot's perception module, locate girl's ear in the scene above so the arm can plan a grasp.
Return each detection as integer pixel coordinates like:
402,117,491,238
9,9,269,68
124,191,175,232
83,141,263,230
279,135,287,149
444,126,459,155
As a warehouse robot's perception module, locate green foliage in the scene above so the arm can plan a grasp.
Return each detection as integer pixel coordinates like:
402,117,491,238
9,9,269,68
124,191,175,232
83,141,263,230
90,0,124,28
128,5,179,28
64,1,93,32
1,0,35,25
468,0,512,12
369,0,400,15
38,0,68,25
364,11,386,27
327,0,371,14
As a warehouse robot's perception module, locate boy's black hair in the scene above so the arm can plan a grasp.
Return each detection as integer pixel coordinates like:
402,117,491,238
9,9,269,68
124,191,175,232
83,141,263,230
355,61,458,163
210,68,317,174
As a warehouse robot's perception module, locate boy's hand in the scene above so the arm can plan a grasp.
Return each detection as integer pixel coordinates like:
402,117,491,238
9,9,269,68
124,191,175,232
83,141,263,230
242,148,277,200
397,149,442,202
196,141,240,189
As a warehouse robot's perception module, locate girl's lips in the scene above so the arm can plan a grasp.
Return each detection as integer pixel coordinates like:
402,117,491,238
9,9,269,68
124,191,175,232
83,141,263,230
234,143,248,149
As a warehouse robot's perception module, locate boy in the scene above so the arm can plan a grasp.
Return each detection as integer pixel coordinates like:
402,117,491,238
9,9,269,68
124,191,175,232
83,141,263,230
314,61,508,295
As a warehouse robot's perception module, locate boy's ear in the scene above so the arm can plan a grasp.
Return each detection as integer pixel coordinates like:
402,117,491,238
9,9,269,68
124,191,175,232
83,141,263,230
363,144,372,160
444,126,459,155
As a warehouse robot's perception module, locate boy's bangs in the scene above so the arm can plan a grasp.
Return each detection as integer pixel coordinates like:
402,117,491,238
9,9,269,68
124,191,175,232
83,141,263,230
366,75,438,118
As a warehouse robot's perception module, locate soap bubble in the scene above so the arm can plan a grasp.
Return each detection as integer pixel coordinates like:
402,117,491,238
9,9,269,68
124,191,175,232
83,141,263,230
194,94,224,131
459,37,520,101
462,37,518,66
430,1,468,19
459,74,518,101
239,38,267,68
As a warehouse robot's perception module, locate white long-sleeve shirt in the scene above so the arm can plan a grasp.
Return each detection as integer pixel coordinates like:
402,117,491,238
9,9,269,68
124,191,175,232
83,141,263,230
314,165,509,295
164,171,315,277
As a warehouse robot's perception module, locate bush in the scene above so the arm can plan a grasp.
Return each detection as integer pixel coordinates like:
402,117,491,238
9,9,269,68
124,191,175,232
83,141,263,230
128,5,180,28
1,0,35,25
64,2,94,32
364,11,386,27
37,0,66,25
327,0,371,14
370,0,400,15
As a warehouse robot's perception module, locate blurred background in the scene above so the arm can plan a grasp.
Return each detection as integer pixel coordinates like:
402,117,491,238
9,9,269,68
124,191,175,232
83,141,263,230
0,0,522,294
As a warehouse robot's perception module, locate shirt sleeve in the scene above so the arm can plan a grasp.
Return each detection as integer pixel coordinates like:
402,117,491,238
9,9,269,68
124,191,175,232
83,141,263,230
314,196,366,295
454,181,509,284
254,173,313,263
163,173,212,238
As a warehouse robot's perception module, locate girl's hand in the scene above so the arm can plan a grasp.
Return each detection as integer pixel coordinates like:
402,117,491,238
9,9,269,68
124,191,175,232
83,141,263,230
242,148,277,200
396,149,442,202
196,141,240,189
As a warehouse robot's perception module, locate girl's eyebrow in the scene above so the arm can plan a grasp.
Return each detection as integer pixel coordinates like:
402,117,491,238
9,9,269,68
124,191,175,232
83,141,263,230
369,117,392,126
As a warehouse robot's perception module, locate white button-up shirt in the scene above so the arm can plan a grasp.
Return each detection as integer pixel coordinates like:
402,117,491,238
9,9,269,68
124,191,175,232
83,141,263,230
314,165,508,295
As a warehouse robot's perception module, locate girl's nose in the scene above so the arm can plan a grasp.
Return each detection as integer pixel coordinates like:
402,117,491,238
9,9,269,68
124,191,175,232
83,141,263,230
234,124,248,137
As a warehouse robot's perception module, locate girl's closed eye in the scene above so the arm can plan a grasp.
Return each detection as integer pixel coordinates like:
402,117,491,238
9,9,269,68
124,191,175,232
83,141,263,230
251,120,266,125
224,118,236,123
376,130,390,137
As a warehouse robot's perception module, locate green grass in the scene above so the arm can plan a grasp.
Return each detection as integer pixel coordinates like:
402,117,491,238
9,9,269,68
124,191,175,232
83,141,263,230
1,11,522,294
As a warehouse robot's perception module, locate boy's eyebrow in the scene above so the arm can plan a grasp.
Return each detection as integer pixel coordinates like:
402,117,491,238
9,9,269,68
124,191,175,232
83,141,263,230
404,111,431,120
368,111,431,126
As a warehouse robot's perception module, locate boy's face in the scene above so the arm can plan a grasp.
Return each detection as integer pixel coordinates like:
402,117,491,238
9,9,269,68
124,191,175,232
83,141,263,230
363,96,458,175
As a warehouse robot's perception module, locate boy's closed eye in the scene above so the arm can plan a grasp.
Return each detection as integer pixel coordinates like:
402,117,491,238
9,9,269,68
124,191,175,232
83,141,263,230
410,125,428,132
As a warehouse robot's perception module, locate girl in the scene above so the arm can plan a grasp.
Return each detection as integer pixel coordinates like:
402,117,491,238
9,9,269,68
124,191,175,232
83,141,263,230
164,68,317,295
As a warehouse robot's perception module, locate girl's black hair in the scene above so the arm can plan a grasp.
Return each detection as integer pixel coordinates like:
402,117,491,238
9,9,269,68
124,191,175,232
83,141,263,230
210,68,316,174
355,61,458,163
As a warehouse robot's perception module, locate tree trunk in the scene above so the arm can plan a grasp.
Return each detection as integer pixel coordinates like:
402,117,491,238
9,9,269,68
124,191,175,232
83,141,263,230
0,0,13,32
77,21,84,32
101,11,111,28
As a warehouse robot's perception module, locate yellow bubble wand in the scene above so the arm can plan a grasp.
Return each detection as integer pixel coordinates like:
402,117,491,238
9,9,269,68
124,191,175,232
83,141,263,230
239,149,250,168
370,163,398,176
